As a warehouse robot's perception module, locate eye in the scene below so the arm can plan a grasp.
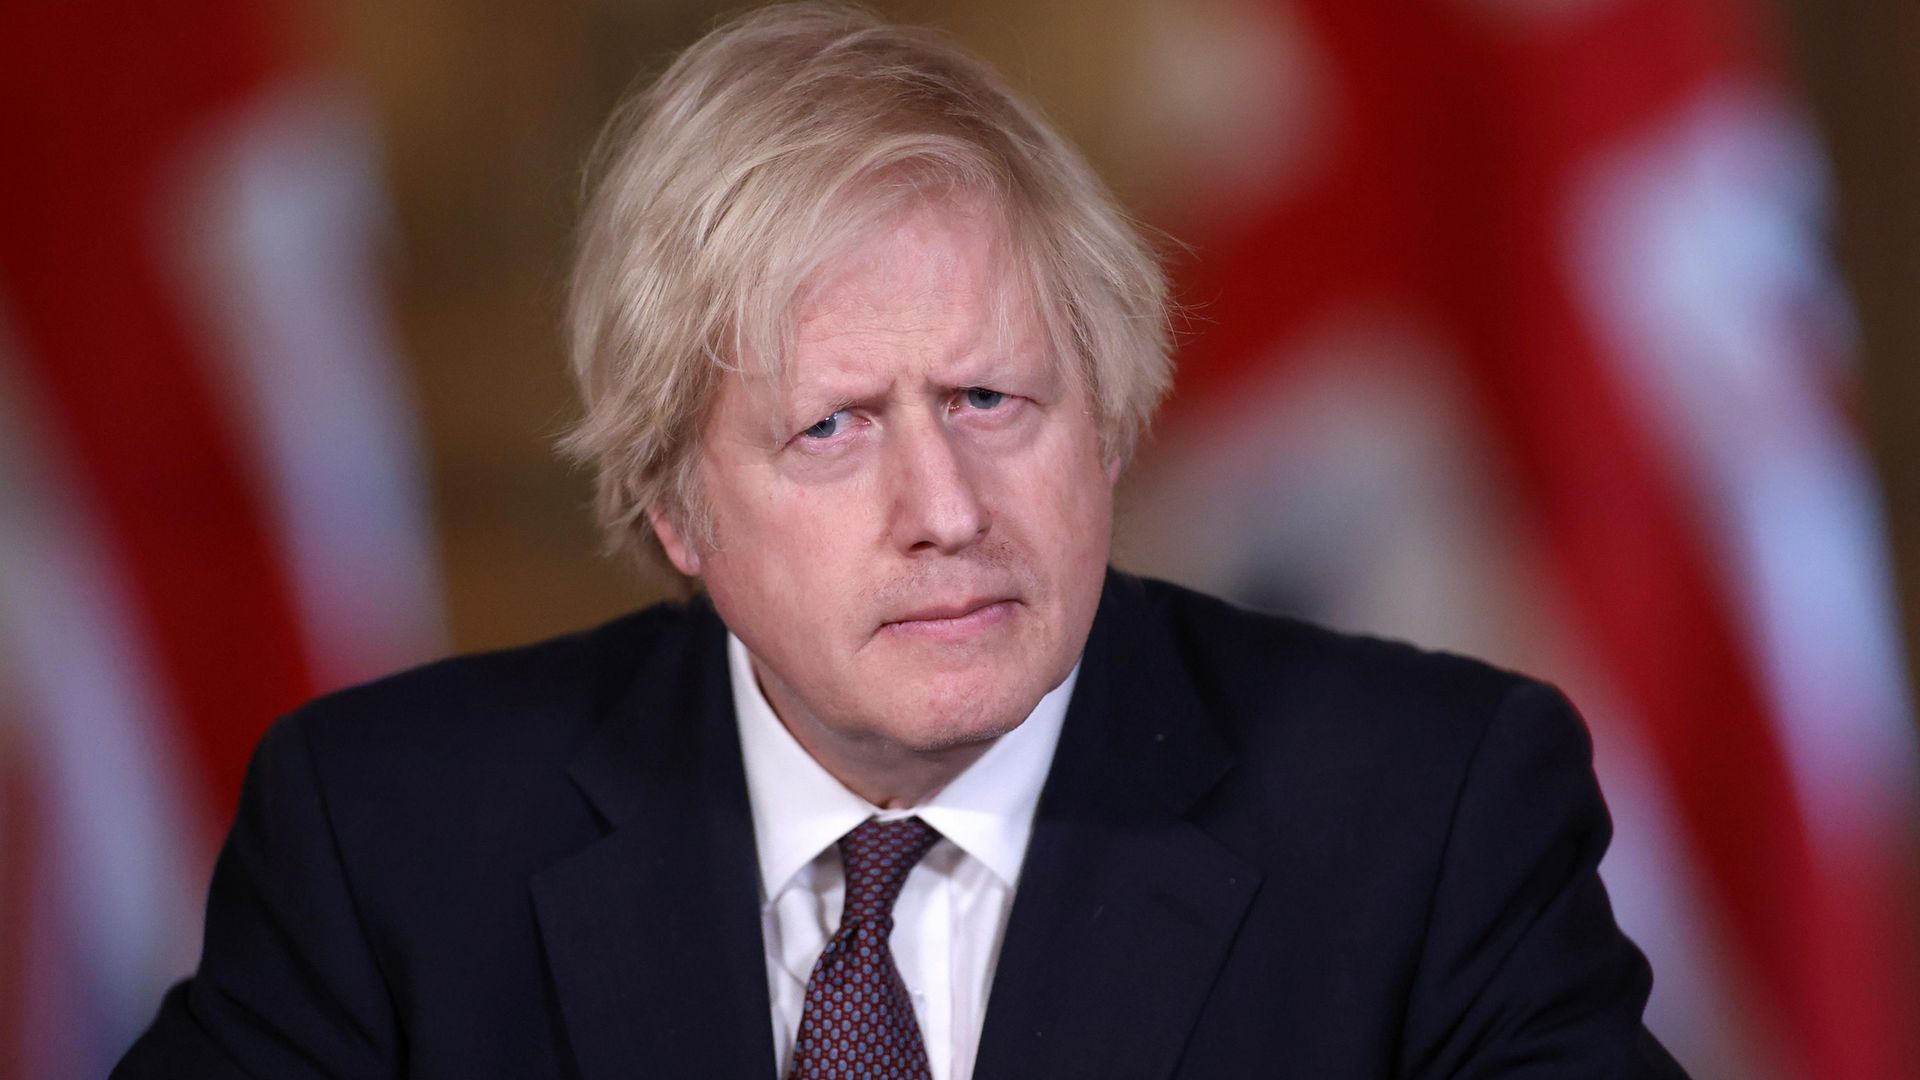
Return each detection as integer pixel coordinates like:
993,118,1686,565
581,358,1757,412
962,387,1006,410
800,409,851,440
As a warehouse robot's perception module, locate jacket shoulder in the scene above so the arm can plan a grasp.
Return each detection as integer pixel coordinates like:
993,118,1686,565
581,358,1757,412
1114,574,1560,782
281,598,711,788
1130,574,1533,716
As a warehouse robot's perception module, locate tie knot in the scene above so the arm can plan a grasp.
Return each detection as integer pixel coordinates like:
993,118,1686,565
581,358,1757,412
838,816,939,924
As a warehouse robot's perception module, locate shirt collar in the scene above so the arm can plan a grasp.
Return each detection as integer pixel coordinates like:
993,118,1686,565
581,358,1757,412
729,632,1074,902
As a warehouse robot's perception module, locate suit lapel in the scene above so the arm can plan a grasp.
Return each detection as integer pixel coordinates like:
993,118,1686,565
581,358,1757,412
531,604,776,1080
975,574,1262,1080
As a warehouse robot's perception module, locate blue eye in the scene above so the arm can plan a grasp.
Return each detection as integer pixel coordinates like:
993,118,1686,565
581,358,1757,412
802,409,850,439
964,387,1006,409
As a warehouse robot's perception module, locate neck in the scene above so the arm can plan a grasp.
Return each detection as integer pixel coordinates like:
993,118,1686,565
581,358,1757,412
791,730,993,809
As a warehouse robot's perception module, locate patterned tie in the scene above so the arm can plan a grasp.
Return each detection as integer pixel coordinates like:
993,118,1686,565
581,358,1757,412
787,816,941,1080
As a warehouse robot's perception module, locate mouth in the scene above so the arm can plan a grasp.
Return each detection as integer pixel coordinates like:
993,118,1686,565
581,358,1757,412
878,597,1018,641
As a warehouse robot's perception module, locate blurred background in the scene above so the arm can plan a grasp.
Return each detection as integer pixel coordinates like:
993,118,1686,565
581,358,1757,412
2,0,1916,1075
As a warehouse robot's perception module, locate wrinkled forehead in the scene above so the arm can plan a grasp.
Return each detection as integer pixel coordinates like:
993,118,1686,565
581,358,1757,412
798,196,1040,344
729,188,1063,427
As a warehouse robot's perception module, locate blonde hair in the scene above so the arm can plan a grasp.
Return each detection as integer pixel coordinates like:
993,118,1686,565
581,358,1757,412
561,1,1172,570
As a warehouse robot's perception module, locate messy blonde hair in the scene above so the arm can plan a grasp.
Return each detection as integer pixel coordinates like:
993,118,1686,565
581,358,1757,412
561,1,1171,569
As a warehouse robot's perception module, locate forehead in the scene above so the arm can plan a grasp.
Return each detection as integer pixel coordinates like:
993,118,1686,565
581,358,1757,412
793,198,1037,354
712,198,1059,433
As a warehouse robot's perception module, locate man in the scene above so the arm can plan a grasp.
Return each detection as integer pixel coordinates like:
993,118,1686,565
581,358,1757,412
117,3,1686,1077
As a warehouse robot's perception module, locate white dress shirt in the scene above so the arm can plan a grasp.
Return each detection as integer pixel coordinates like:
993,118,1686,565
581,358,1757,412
728,633,1073,1080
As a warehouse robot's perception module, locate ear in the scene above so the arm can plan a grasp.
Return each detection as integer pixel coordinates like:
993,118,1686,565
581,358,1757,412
1105,452,1123,486
648,507,703,577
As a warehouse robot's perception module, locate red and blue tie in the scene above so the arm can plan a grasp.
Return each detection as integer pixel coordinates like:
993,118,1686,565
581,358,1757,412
787,816,941,1080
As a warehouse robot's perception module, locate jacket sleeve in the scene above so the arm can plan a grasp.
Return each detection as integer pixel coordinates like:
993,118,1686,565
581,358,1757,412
113,712,400,1079
1396,680,1689,1079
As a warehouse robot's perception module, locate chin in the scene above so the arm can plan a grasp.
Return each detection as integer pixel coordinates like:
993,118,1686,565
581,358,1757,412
884,708,1027,755
876,667,1049,752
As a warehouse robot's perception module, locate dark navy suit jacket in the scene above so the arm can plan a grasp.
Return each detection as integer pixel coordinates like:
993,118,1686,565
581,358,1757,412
116,572,1686,1078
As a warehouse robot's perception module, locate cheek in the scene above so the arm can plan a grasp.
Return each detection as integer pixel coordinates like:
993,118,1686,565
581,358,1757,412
970,442,1112,608
1023,431,1113,534
709,485,867,618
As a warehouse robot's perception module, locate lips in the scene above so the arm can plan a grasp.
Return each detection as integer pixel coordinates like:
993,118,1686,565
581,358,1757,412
884,596,1008,625
877,596,1018,640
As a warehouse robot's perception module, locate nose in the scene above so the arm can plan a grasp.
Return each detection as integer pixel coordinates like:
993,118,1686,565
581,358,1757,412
886,414,989,554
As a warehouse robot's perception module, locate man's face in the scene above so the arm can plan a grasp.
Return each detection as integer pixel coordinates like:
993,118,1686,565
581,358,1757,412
654,200,1115,777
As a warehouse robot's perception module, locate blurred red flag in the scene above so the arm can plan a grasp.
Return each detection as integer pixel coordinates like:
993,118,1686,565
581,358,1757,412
0,2,442,1073
1134,1,1918,1076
